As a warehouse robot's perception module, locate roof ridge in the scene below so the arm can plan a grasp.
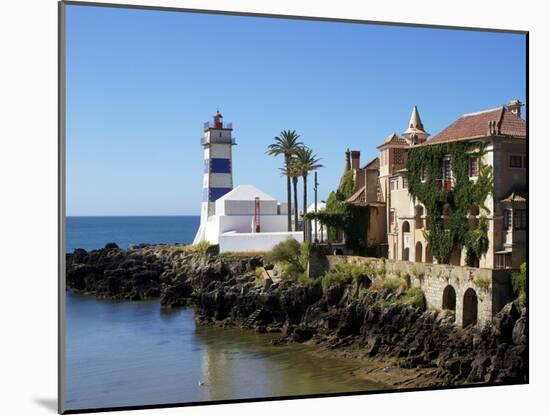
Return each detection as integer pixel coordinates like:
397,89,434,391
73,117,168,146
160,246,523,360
461,107,502,117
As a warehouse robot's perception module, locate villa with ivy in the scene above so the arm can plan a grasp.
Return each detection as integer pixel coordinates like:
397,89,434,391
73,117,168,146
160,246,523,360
336,100,526,270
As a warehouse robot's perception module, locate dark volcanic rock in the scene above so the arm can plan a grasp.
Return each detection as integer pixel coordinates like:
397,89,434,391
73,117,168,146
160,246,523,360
66,245,527,387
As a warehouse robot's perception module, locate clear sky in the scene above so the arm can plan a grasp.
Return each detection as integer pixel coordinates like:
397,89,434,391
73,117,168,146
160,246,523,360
65,4,526,216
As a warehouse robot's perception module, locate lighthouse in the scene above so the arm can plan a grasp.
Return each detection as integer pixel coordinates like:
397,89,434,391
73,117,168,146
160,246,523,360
193,111,236,244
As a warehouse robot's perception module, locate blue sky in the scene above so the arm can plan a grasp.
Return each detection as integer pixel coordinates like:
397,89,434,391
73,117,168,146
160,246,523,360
65,5,526,216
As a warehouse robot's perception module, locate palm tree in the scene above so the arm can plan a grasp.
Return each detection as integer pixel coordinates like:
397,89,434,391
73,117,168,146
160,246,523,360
279,158,301,231
295,147,323,219
266,130,303,231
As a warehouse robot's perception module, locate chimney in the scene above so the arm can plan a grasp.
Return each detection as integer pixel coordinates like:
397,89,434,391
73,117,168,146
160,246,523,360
506,99,523,117
344,148,351,172
350,150,360,170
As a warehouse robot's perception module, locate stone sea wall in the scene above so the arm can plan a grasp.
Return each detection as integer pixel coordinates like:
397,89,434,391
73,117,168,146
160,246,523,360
324,255,513,328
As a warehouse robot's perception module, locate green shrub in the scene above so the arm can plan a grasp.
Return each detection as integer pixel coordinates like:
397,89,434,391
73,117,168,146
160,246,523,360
299,242,313,270
254,267,264,278
296,272,315,286
375,287,425,309
376,260,387,278
321,262,375,291
268,239,301,267
473,275,491,290
512,262,526,296
371,276,408,292
252,276,264,287
400,287,425,307
193,241,211,257
279,261,303,279
412,266,425,281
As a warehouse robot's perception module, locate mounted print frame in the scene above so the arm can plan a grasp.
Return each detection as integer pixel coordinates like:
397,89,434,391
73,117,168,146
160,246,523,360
59,1,528,413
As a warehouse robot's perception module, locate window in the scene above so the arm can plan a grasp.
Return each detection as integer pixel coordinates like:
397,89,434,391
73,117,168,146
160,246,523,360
496,253,512,269
514,210,527,230
389,210,395,227
403,176,408,189
504,209,512,230
442,157,451,179
391,178,399,191
469,156,479,177
510,155,522,168
523,155,527,169
420,165,427,182
437,157,452,191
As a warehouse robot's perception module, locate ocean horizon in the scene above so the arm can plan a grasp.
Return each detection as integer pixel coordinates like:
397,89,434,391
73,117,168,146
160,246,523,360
65,215,200,252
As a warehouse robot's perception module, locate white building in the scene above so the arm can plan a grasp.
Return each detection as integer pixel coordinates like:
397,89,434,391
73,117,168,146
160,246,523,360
306,201,326,241
192,112,302,253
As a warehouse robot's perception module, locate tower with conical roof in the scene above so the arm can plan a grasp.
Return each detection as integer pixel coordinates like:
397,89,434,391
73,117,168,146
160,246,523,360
193,110,236,244
402,105,429,145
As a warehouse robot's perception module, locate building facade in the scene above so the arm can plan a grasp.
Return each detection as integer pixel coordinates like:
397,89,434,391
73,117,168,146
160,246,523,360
345,100,527,269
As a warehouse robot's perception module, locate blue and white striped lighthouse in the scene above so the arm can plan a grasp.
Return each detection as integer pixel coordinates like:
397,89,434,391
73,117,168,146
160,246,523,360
193,111,236,244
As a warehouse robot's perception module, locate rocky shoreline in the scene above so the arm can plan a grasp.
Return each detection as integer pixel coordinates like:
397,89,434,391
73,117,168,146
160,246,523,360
66,243,527,389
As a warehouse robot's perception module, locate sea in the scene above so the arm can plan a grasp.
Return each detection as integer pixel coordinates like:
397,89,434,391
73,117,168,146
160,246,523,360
64,216,383,411
65,216,200,252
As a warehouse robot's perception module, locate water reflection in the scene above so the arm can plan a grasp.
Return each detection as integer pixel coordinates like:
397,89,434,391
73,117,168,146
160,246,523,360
65,293,384,411
193,326,384,401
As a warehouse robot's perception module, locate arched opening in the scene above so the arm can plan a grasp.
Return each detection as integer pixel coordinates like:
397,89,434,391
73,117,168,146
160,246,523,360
442,285,456,311
425,245,433,264
415,206,424,229
462,288,478,328
415,241,423,262
402,221,411,261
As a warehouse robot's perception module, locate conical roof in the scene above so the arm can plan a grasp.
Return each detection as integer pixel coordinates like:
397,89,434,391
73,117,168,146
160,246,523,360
403,105,426,135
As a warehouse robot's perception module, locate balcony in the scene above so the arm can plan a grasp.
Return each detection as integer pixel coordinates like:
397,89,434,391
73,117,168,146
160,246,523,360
436,179,453,192
203,121,233,131
201,136,237,146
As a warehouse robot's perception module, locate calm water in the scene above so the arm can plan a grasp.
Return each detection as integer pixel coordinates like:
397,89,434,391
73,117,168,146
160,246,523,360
65,216,200,252
65,293,384,411
65,216,384,410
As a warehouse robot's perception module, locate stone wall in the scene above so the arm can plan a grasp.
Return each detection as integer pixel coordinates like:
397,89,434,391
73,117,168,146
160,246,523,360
324,255,513,328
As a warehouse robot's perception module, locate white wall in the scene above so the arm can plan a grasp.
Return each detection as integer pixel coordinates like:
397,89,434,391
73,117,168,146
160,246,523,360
219,214,287,233
216,198,279,216
219,231,304,253
209,143,232,158
209,173,233,188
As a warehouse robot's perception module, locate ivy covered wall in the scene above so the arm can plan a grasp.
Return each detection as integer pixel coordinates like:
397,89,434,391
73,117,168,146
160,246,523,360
305,170,371,254
406,141,493,265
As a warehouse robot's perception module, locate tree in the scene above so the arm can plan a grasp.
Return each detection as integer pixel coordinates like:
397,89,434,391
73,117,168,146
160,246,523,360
280,158,301,231
294,147,323,222
266,130,303,231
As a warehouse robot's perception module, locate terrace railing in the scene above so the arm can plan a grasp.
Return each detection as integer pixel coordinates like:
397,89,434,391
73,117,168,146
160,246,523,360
436,179,453,192
203,121,233,130
201,137,236,145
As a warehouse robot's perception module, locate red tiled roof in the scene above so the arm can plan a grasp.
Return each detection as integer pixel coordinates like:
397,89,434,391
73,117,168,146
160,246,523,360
429,106,526,144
